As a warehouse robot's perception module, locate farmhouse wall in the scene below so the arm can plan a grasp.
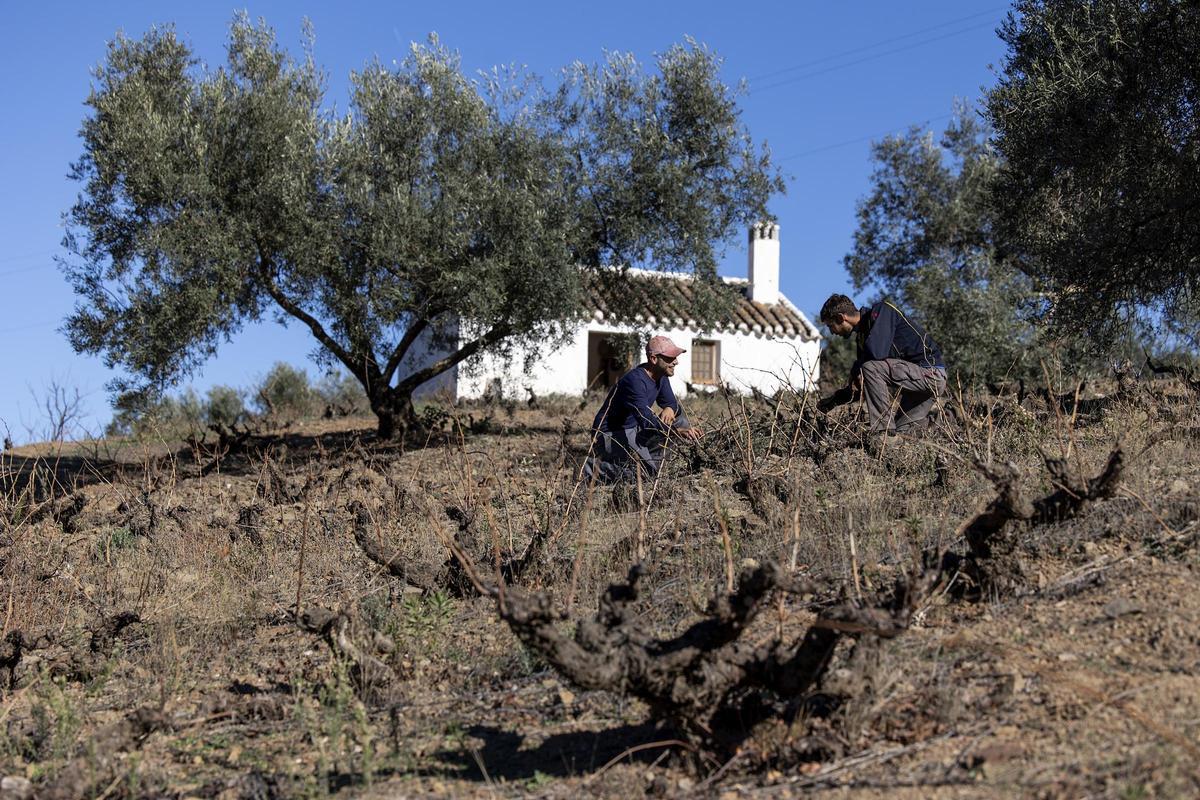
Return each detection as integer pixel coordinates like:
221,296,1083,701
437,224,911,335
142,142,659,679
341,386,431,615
401,221,821,403
451,318,819,401
706,327,819,396
455,325,593,400
400,317,460,401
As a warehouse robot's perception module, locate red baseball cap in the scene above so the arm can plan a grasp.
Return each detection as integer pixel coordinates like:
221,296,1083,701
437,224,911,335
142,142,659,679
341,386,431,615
646,335,686,359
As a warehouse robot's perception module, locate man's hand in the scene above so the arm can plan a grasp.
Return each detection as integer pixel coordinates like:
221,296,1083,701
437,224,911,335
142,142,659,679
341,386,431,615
674,426,703,441
659,407,677,426
817,386,855,413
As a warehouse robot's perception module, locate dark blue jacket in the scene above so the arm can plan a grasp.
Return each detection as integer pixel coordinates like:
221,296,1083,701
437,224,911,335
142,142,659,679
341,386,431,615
592,364,681,433
851,300,945,377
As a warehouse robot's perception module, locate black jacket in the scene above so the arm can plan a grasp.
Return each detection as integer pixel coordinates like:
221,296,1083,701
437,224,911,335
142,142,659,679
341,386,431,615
850,300,944,377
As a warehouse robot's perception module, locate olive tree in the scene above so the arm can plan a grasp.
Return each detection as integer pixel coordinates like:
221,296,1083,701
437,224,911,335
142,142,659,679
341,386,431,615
986,0,1200,345
63,17,781,438
843,106,1045,383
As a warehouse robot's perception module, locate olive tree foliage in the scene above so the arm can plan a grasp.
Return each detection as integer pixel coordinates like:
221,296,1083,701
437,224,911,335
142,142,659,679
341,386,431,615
105,385,244,440
254,361,314,420
63,17,782,438
986,0,1200,346
843,106,1046,383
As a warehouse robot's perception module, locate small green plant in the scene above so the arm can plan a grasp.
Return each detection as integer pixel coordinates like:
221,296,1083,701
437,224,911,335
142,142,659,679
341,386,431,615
6,494,32,527
400,590,454,637
94,525,136,561
309,659,380,788
319,661,355,776
426,589,453,622
123,751,143,797
441,720,467,749
903,516,924,538
289,676,332,798
526,770,555,790
84,654,119,697
1119,784,1149,800
352,696,377,788
399,596,428,634
29,673,83,763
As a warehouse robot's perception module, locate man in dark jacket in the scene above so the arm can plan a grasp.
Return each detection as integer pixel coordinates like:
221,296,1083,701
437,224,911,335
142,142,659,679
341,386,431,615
584,335,703,484
818,294,947,434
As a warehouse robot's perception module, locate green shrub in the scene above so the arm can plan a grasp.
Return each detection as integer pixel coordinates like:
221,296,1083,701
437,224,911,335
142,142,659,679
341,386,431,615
255,362,314,420
106,389,206,440
205,385,247,429
107,363,346,441
315,372,370,417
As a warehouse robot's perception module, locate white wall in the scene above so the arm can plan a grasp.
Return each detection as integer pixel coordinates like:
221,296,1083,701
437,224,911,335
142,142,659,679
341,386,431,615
400,318,459,401
702,329,819,396
455,326,592,399
449,318,820,401
663,326,819,398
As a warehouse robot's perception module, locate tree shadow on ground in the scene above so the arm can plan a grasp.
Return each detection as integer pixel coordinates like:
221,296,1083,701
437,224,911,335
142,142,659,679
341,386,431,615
428,720,670,783
0,452,125,500
0,412,584,500
1,426,402,497
318,720,671,794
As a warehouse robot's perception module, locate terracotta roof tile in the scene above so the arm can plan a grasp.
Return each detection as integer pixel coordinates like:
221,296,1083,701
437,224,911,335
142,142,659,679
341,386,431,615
583,270,818,340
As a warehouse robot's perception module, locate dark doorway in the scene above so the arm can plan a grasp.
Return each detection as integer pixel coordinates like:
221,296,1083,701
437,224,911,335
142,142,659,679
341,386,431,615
586,332,632,391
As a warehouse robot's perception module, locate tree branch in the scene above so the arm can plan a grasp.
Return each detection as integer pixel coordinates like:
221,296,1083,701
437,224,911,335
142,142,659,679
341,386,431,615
393,324,513,395
348,501,439,591
382,318,430,385
260,275,366,383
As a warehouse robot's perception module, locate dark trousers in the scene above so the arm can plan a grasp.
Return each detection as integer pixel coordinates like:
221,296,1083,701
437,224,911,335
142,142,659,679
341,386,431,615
860,359,947,434
582,424,681,485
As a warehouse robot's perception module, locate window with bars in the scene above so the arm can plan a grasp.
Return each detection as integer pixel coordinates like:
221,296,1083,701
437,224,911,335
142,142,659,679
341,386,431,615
691,340,720,385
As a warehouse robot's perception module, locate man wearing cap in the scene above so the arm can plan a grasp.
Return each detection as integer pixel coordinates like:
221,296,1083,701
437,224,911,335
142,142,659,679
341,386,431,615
817,294,947,435
584,335,703,485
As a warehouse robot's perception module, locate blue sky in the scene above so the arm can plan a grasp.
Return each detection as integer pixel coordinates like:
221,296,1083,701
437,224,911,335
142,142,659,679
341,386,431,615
0,0,1009,442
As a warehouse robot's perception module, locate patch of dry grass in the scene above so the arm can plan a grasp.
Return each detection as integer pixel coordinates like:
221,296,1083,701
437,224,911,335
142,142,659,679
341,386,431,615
0,379,1196,797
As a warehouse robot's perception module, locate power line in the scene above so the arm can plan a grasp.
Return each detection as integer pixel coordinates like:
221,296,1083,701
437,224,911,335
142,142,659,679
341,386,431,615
746,6,1008,83
0,264,50,279
777,113,954,163
0,319,61,335
751,21,1000,94
0,250,56,265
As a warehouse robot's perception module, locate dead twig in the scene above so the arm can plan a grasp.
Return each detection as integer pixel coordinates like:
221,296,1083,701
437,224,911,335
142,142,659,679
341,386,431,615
585,739,701,785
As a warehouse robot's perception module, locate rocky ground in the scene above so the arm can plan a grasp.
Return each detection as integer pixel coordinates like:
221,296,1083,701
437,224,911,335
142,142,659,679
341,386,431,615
0,380,1197,798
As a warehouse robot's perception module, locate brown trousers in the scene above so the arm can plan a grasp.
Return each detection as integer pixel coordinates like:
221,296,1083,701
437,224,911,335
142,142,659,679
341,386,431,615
860,359,947,434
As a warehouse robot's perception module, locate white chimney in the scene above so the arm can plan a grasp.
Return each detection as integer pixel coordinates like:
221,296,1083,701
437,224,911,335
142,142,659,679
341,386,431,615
748,222,780,305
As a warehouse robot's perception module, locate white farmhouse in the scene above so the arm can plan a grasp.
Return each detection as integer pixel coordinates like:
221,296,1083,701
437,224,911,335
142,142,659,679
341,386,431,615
406,223,821,401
